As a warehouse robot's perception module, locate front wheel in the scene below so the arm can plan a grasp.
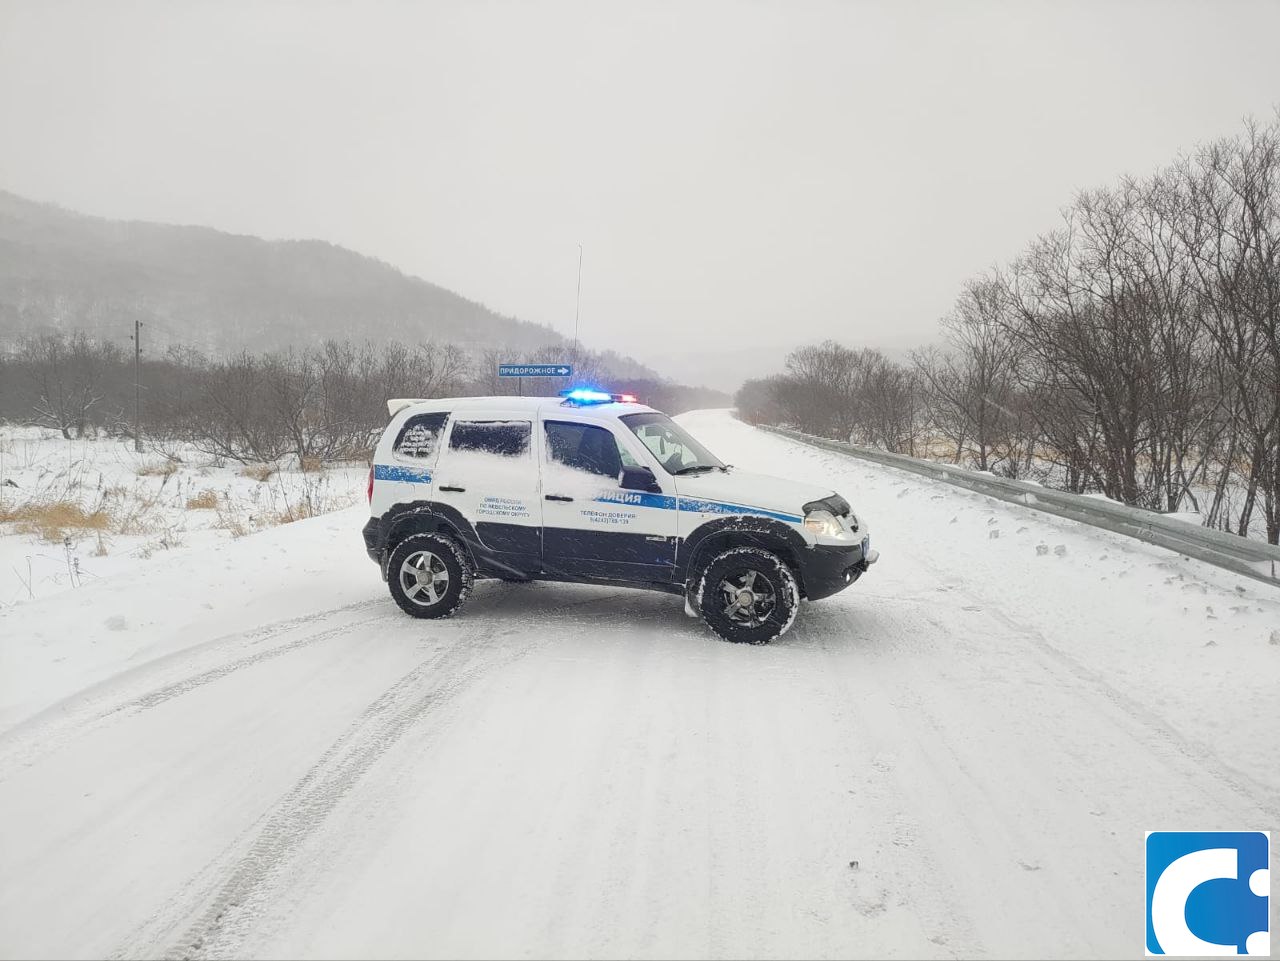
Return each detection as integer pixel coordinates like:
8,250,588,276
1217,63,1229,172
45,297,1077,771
695,546,799,644
387,533,473,619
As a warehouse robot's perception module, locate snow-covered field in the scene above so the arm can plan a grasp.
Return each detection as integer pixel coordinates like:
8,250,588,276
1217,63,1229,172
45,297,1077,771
0,427,368,608
1,410,1276,959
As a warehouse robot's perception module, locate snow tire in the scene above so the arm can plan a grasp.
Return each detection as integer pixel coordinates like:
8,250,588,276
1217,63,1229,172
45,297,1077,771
387,532,474,620
695,546,800,644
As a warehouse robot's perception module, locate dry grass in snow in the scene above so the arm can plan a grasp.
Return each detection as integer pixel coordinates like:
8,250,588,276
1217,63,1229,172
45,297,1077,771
0,427,368,606
136,459,180,479
0,500,112,542
240,464,277,483
185,490,219,510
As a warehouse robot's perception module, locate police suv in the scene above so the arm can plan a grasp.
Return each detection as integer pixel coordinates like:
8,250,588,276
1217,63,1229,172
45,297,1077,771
362,389,877,644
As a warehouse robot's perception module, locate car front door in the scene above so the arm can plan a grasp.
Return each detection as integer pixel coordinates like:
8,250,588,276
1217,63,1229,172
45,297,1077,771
433,414,541,578
539,417,678,582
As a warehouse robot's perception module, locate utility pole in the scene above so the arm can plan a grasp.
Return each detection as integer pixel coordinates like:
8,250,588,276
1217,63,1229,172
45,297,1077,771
572,243,583,367
132,320,143,453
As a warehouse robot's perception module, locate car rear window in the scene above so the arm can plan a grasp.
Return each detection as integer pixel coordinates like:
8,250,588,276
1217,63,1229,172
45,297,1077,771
448,420,531,457
394,412,449,460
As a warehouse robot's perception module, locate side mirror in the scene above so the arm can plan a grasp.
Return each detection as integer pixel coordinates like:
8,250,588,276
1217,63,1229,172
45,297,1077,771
619,465,662,493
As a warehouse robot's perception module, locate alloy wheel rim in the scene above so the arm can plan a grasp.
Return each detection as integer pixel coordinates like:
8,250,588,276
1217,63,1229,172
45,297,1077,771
719,568,777,627
399,550,450,605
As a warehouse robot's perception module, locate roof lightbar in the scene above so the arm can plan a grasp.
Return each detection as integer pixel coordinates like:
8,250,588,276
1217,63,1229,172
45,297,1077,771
559,388,640,406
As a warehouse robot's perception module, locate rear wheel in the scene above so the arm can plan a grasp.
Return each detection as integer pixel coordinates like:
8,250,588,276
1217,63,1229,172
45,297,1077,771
387,533,473,619
695,546,799,644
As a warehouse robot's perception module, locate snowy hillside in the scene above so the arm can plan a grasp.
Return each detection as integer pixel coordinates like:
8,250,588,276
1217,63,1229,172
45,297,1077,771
0,410,1276,959
0,189,567,355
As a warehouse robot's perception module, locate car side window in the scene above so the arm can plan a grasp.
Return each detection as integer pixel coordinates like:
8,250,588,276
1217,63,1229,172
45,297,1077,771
544,421,628,478
632,421,692,470
448,420,531,457
393,412,448,461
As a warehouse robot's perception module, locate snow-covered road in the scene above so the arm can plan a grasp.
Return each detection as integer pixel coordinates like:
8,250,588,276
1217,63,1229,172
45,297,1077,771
1,410,1277,960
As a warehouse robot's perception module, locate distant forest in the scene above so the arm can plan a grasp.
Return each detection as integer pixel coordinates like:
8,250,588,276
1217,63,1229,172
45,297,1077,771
738,114,1280,543
0,334,729,464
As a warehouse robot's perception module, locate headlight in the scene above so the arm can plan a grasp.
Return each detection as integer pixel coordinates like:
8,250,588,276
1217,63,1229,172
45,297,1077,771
803,509,845,538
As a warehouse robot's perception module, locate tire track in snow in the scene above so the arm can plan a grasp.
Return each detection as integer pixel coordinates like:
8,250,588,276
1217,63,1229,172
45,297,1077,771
814,418,1280,820
117,588,629,961
799,611,989,958
796,584,1275,954
114,625,514,961
0,600,391,775
970,598,1280,819
124,614,396,714
900,510,1278,818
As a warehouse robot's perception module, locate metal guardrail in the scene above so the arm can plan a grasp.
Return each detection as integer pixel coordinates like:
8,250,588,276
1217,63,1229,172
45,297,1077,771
756,423,1280,588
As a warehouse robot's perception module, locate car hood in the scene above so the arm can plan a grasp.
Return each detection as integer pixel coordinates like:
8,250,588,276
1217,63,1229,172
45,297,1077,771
672,468,836,521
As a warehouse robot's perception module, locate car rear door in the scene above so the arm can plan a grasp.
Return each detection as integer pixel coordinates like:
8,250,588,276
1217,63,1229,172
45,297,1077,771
373,410,447,513
539,416,678,582
433,413,541,577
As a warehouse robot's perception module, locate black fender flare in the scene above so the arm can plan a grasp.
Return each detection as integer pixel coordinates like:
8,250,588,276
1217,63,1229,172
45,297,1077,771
378,501,480,566
676,515,811,596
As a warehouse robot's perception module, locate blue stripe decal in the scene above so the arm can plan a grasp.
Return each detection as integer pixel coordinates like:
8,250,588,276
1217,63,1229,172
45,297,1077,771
675,497,803,524
594,490,678,510
371,470,797,524
590,491,801,524
374,464,433,484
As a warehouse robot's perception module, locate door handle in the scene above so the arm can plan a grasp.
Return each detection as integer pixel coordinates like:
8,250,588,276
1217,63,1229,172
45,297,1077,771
544,494,574,502
438,485,466,492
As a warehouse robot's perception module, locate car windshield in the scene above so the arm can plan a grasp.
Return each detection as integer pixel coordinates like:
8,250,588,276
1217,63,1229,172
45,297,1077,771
620,412,726,475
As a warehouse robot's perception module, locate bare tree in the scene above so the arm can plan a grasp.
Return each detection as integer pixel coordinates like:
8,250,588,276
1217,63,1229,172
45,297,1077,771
20,332,118,438
914,276,1027,472
745,114,1279,542
1170,116,1280,539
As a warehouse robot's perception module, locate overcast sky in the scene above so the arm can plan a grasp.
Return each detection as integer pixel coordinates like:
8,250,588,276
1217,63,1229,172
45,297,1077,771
2,0,1278,390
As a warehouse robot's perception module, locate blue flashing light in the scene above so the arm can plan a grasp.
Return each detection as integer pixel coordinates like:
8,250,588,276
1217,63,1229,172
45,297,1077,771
561,388,614,405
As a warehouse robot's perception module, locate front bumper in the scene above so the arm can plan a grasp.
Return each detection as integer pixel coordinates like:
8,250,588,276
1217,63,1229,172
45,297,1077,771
798,536,877,601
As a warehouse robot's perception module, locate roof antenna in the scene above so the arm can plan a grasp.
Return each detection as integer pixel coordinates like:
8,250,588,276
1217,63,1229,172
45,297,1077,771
572,243,583,367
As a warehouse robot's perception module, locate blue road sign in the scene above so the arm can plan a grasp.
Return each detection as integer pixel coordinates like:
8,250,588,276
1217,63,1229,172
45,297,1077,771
498,364,572,377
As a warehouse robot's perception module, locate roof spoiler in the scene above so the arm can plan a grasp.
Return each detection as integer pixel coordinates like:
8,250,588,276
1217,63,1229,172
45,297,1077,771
386,398,425,417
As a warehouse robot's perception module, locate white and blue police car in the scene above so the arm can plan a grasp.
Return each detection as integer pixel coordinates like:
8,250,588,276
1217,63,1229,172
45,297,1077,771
362,389,877,643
